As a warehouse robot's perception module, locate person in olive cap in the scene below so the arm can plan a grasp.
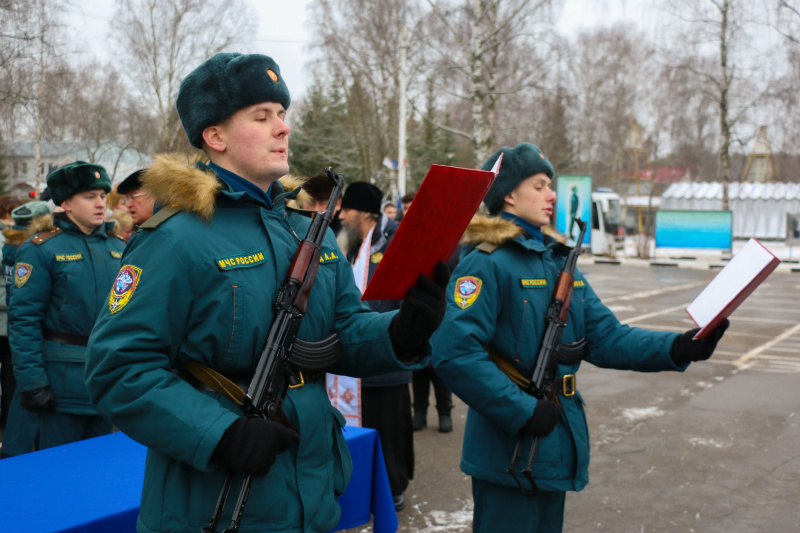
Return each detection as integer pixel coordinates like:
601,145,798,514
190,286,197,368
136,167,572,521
431,142,728,533
337,181,415,510
8,162,125,450
117,169,155,227
85,53,448,533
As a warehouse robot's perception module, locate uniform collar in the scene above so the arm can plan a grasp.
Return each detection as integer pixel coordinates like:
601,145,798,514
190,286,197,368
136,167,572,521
208,162,273,207
54,212,110,238
500,212,544,243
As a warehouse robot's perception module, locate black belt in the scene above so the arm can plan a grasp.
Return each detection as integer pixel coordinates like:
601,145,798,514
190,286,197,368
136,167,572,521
43,328,89,347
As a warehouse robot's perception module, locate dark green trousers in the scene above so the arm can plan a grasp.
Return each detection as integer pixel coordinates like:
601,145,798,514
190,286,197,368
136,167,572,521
472,477,566,533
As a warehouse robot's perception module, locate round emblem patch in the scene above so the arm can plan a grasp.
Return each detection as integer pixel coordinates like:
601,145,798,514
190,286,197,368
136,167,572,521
370,251,384,264
455,276,482,309
109,265,143,314
14,262,33,288
267,69,278,82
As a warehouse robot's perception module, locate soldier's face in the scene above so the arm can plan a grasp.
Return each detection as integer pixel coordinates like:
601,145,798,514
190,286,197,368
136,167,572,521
502,173,556,228
210,102,290,189
62,189,107,234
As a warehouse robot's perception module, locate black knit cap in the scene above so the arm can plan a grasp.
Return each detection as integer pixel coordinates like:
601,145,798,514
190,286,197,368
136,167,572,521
117,169,146,195
176,52,291,149
341,182,383,214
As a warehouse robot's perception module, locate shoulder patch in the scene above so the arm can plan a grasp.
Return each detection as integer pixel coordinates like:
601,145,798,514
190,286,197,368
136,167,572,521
139,205,181,230
216,250,266,270
14,263,33,288
475,242,499,254
521,278,547,288
454,276,482,309
55,253,84,262
109,265,143,313
319,249,341,264
32,227,62,245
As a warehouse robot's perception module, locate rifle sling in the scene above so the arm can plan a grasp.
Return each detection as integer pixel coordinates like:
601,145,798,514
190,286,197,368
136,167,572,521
180,361,246,406
488,339,588,391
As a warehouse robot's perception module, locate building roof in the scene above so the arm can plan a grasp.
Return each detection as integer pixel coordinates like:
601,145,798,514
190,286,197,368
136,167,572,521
662,182,800,201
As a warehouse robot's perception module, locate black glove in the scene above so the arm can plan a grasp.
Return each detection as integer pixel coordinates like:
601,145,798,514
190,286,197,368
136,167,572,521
670,319,729,366
389,261,450,362
20,386,57,413
212,417,299,476
521,399,562,437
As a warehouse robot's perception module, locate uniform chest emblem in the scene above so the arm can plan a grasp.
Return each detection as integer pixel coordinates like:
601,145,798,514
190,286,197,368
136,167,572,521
455,276,482,309
109,265,142,314
320,249,340,264
14,263,33,288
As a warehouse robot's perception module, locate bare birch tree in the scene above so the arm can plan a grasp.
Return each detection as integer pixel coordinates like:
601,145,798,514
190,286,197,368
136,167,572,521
662,0,773,208
111,0,257,152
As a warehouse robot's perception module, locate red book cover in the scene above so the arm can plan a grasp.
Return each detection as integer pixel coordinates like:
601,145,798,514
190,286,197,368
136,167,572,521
686,238,781,339
361,157,502,301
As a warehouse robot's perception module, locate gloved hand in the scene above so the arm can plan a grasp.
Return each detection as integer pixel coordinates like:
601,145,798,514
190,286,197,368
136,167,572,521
670,319,729,366
521,399,562,437
20,386,56,413
389,261,450,362
212,417,299,476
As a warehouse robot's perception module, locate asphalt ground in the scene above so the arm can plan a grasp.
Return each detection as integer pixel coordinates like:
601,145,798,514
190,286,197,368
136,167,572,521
346,263,800,533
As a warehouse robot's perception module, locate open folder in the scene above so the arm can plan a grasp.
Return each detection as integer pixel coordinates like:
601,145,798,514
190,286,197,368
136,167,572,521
685,238,781,339
361,156,502,301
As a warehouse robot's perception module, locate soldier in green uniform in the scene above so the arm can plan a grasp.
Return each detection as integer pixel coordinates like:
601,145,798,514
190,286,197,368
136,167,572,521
431,143,728,533
0,201,51,458
84,53,447,533
8,162,125,450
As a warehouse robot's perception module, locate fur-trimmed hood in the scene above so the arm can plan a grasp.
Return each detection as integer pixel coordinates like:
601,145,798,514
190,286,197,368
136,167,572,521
2,226,30,246
141,153,311,221
462,213,564,247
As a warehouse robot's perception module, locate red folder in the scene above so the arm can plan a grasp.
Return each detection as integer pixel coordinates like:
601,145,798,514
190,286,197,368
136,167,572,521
361,157,502,301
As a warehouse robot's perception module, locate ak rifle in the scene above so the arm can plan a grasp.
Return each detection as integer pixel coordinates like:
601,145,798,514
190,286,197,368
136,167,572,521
203,167,346,533
507,218,587,497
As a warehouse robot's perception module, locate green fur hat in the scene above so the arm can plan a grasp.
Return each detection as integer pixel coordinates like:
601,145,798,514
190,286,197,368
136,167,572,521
480,143,555,215
46,161,112,205
176,52,291,149
11,201,51,227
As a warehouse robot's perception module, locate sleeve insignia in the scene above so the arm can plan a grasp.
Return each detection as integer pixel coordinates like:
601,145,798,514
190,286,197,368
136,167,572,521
370,251,384,264
455,276,482,309
14,263,33,288
109,265,143,314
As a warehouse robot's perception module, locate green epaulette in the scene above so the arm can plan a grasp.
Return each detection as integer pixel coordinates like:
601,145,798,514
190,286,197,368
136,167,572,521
32,227,62,245
475,241,499,254
139,205,182,230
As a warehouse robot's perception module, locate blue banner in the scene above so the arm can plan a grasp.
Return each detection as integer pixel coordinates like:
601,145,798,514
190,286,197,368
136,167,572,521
655,210,732,249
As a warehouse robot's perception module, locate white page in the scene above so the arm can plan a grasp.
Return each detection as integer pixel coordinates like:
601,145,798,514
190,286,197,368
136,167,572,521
686,239,775,327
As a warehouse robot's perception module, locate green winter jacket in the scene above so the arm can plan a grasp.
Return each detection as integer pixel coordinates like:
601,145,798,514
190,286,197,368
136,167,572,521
9,214,125,414
85,155,427,533
431,215,685,492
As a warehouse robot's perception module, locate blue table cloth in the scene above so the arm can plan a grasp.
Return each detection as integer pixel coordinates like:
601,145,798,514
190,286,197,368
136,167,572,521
0,426,397,533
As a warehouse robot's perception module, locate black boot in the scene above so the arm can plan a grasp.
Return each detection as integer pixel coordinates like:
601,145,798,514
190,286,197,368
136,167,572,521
412,410,427,431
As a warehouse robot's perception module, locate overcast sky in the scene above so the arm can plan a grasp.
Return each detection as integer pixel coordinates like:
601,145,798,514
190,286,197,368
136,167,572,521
68,0,659,99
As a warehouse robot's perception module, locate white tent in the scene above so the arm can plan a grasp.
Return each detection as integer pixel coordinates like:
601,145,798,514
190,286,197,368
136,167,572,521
661,182,800,240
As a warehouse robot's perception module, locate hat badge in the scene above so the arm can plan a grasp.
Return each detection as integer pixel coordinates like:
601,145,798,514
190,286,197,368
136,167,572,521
267,69,278,82
95,171,101,179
